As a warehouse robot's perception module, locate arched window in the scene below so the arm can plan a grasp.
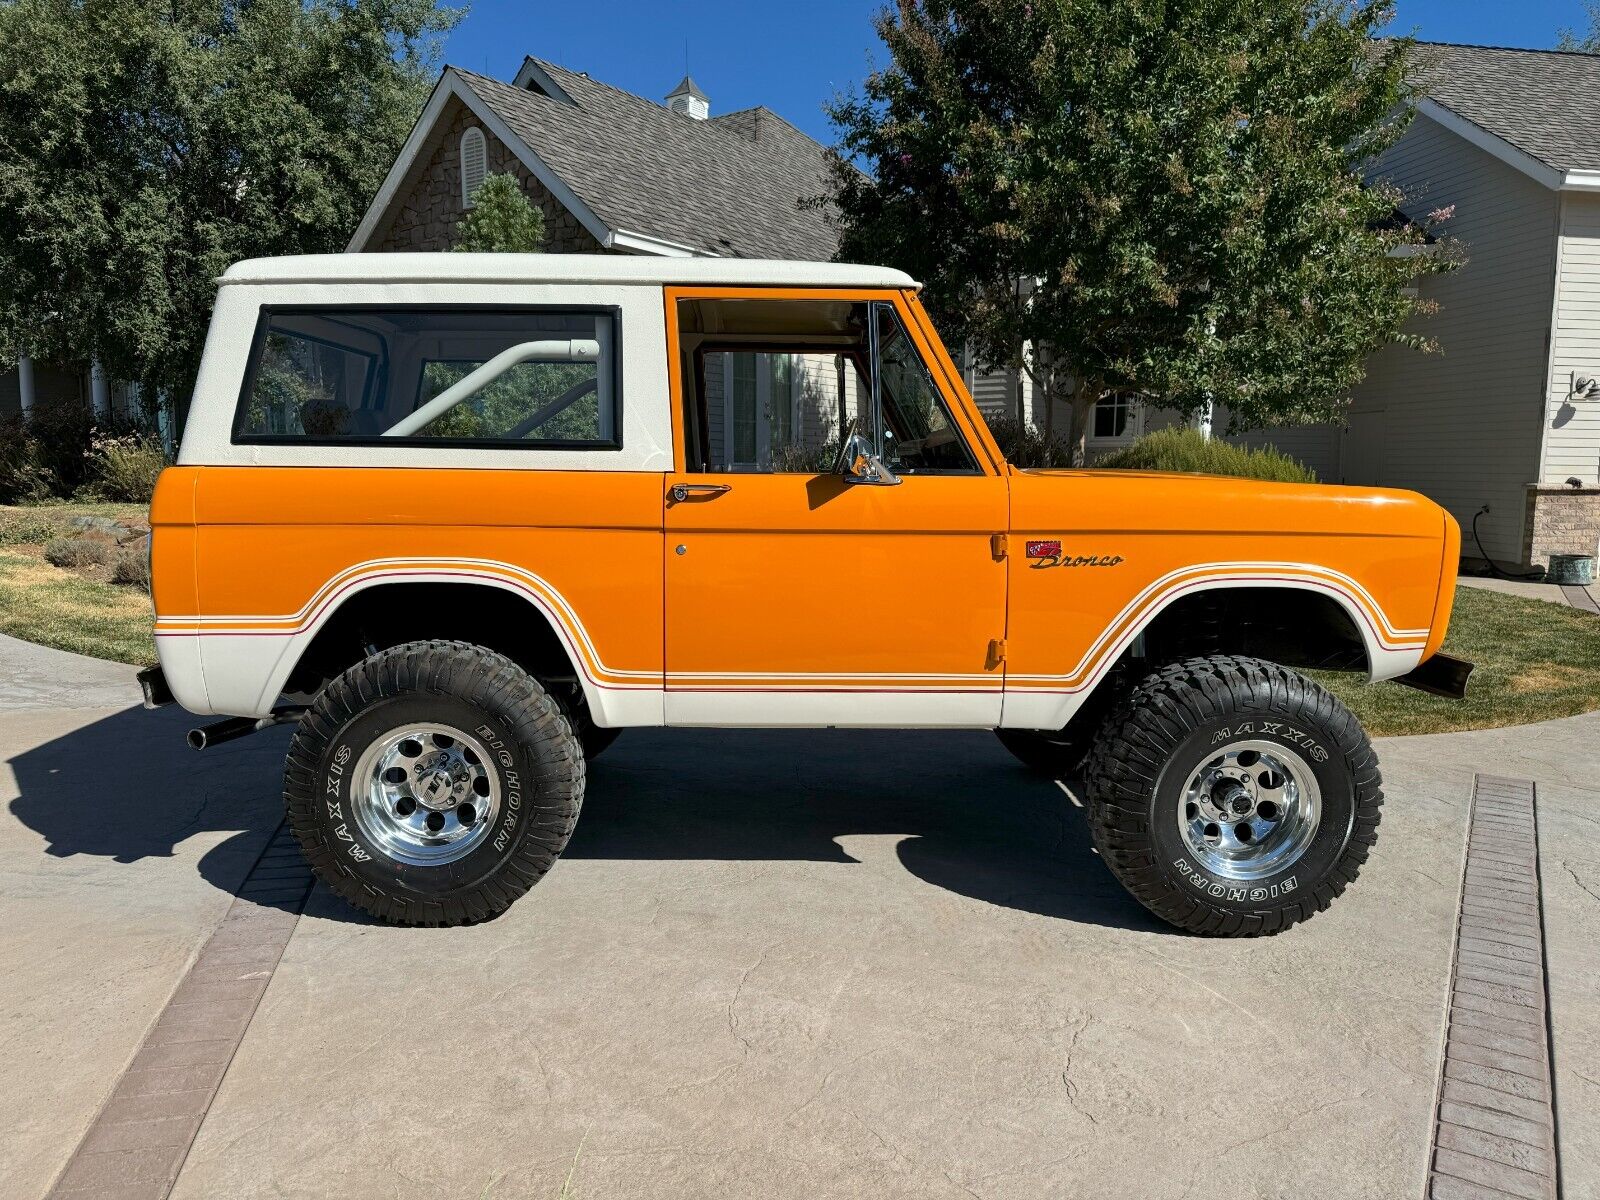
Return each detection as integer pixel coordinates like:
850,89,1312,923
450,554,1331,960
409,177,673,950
459,127,487,207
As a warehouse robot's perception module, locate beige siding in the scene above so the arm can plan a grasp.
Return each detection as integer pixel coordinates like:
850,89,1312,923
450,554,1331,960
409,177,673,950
1342,114,1557,563
1221,415,1343,483
1543,192,1600,485
970,366,1018,420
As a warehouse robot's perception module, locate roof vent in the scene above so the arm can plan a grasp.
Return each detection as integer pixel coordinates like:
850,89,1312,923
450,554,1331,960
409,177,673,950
665,75,709,120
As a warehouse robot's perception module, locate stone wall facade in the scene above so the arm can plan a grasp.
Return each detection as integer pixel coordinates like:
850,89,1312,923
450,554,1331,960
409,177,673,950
371,99,603,254
1524,484,1600,567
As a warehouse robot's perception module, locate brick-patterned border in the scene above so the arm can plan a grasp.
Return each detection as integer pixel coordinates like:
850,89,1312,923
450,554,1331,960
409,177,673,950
46,824,313,1200
1560,584,1599,615
1427,775,1559,1200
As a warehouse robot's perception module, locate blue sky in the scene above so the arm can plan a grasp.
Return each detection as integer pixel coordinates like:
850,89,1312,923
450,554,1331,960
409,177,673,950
442,1,1595,145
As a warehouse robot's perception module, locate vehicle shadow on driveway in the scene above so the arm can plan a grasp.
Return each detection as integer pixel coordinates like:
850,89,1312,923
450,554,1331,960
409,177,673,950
7,704,296,908
8,710,1164,933
571,728,1169,934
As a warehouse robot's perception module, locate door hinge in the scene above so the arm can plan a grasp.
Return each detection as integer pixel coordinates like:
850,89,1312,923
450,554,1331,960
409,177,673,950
991,532,1008,560
988,638,1007,668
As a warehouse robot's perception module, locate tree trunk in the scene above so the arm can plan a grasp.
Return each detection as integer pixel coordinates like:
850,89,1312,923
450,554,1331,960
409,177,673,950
1066,379,1100,467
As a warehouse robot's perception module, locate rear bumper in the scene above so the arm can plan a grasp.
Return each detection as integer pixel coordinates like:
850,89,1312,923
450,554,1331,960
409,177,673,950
1393,652,1474,700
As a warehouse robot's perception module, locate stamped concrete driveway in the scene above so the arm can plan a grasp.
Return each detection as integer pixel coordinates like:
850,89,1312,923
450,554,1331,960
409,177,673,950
2,632,1595,1199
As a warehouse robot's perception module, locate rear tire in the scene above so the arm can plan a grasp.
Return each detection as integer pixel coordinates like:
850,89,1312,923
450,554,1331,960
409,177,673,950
283,640,584,926
1083,655,1382,937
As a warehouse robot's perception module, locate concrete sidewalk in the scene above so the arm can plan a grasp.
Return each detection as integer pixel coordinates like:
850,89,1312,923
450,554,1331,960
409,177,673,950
1,634,1595,1199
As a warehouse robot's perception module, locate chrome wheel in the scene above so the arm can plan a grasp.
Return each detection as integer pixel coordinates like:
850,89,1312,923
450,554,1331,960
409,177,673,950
1177,740,1321,881
351,723,501,867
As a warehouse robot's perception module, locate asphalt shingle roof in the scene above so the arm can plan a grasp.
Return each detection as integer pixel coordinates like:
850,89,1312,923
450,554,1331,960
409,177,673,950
455,61,839,260
1411,42,1600,173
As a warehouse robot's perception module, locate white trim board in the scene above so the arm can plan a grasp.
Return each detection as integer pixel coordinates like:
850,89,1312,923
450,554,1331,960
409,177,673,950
1416,99,1600,193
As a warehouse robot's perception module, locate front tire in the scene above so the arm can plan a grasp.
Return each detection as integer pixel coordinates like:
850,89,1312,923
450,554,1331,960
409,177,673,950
1084,655,1382,937
284,640,584,926
996,726,1095,778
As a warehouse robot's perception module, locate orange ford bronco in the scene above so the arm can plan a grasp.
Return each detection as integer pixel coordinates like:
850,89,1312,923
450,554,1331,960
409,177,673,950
141,254,1469,935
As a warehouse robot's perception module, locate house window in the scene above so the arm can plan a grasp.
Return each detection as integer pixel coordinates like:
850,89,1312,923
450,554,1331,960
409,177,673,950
460,127,488,207
1092,391,1140,441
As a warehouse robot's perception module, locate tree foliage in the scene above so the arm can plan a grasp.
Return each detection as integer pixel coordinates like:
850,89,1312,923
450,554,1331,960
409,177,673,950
453,172,547,253
0,0,460,423
825,0,1458,460
1557,2,1600,50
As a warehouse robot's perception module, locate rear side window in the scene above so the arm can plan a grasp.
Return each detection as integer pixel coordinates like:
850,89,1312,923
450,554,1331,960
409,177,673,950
234,307,619,447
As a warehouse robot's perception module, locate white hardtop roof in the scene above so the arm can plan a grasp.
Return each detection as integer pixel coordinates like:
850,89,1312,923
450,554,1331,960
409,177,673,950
219,253,919,290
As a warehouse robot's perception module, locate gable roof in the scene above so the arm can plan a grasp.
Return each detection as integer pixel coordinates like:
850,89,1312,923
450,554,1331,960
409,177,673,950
1408,42,1600,188
349,58,840,260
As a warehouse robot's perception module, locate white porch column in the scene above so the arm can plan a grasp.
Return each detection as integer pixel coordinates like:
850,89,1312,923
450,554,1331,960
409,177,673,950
16,354,35,420
91,359,110,419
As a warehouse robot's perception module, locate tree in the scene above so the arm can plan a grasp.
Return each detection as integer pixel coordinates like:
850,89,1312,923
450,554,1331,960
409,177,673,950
0,0,460,428
453,173,547,252
824,0,1457,462
1558,3,1600,50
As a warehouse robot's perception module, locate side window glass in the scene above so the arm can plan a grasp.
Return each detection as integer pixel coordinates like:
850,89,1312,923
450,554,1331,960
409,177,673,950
676,297,976,475
679,297,870,474
235,308,617,446
700,349,865,473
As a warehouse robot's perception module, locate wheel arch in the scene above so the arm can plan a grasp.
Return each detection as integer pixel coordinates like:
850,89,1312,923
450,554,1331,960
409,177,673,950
258,575,635,725
1006,577,1422,734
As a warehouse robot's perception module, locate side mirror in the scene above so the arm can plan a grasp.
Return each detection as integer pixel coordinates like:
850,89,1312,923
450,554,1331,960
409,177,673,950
838,431,901,487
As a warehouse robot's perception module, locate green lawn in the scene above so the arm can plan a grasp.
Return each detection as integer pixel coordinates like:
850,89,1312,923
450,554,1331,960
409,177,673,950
1312,584,1600,736
0,550,155,664
0,502,147,545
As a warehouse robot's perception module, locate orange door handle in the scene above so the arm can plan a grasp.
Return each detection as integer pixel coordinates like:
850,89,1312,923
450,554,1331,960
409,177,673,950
670,483,732,503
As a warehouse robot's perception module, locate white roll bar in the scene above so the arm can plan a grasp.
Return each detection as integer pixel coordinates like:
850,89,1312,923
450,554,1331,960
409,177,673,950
382,339,600,437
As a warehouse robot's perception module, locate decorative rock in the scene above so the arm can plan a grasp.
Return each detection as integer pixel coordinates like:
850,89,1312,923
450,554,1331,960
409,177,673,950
67,515,124,537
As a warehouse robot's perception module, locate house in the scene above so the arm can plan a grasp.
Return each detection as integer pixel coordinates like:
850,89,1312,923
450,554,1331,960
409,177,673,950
0,360,145,426
353,45,1600,570
348,59,837,260
1344,42,1600,569
1097,43,1600,569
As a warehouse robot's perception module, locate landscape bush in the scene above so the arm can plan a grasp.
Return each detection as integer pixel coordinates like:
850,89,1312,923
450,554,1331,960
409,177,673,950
1095,426,1318,483
0,403,168,503
981,415,1077,468
83,433,168,502
43,536,112,568
111,548,151,590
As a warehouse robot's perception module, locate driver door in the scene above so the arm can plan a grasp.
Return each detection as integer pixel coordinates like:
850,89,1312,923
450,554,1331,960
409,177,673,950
662,288,1008,727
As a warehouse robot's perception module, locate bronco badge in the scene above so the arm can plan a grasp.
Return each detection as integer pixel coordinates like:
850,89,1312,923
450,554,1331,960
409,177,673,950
1026,540,1124,569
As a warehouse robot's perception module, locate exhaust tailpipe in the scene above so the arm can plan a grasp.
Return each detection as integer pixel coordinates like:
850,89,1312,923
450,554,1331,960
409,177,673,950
188,709,303,751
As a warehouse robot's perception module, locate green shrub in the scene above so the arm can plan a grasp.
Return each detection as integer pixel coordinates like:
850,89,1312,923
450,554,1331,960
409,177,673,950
981,415,1077,468
0,508,63,545
0,401,99,502
1095,426,1318,483
83,433,168,502
43,536,112,568
111,547,151,590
